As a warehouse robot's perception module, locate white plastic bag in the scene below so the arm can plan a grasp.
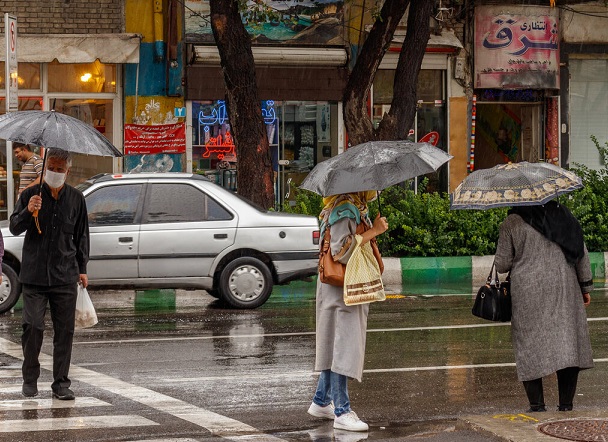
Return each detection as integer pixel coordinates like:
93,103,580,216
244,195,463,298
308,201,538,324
75,283,98,328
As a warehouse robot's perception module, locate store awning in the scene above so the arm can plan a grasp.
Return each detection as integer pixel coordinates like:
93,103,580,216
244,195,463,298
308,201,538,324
390,28,463,52
0,33,141,63
191,45,348,67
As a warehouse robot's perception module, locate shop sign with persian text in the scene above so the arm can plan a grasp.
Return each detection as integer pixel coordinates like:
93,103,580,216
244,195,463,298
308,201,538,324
475,6,559,89
124,123,186,155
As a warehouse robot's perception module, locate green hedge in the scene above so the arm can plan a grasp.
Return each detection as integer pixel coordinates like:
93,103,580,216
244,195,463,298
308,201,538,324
285,137,608,257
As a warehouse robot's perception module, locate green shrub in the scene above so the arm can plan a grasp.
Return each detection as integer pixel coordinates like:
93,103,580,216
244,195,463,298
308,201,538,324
286,181,507,257
284,137,608,256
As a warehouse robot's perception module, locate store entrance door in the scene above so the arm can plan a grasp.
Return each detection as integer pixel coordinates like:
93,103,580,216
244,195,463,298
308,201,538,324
474,102,543,171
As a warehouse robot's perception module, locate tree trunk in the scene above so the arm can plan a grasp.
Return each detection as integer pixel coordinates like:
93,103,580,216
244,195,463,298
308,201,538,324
209,0,275,209
377,0,434,140
342,0,411,146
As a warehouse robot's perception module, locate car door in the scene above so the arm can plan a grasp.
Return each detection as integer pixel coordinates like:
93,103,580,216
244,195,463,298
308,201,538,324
137,181,236,279
85,182,144,281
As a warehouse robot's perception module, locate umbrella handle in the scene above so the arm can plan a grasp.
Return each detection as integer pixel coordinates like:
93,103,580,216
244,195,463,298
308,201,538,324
34,150,47,234
33,210,42,234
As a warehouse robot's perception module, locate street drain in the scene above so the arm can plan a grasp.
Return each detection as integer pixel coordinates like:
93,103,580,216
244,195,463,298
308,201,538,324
538,419,608,441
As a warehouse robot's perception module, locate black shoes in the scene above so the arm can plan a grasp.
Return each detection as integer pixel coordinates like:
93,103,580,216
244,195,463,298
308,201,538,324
22,383,38,398
558,405,573,411
527,405,547,412
52,387,75,401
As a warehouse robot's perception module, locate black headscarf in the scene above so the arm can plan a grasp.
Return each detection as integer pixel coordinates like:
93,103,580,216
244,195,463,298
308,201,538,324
509,200,585,265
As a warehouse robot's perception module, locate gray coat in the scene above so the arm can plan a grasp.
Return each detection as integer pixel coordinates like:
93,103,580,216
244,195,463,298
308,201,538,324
494,214,594,381
315,217,369,382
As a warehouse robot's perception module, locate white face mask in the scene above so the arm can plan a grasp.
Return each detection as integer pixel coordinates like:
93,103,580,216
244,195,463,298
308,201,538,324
44,170,67,189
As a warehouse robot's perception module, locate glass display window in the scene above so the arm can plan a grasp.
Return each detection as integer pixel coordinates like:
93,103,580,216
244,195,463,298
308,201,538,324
48,60,116,94
191,99,336,208
0,62,41,90
51,98,115,185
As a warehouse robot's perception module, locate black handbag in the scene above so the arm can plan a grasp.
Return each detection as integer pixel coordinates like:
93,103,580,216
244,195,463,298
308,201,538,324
472,262,512,322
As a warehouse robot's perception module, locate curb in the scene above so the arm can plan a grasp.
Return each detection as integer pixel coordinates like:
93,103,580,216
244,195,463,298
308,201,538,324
382,252,607,295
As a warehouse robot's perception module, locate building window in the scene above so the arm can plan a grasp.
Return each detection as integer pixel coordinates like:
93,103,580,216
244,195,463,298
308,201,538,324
569,58,608,170
0,62,41,90
48,60,116,94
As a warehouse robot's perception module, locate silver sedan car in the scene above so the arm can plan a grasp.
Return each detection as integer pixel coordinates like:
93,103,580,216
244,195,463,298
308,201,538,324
0,173,320,312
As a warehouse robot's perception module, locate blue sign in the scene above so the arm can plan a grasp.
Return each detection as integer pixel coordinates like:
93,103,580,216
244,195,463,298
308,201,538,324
174,107,186,118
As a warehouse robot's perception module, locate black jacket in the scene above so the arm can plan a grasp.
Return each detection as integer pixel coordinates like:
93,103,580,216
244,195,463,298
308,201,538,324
10,183,89,287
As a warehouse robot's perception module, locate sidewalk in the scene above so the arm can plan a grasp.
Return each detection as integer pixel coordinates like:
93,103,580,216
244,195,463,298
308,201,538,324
457,409,608,441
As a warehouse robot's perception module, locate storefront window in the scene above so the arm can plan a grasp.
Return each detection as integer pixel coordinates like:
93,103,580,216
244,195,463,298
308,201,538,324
191,100,336,207
0,98,44,219
52,98,115,185
0,61,120,219
0,62,41,90
48,60,116,93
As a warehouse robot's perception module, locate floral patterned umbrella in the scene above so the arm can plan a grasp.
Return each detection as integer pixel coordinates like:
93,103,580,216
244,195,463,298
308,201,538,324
450,162,583,210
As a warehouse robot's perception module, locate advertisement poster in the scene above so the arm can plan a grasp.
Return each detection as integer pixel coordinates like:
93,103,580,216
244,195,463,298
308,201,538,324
124,123,186,155
185,0,344,45
475,5,559,89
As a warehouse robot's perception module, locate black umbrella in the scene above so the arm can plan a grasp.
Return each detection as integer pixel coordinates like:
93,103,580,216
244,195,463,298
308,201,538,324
0,110,123,233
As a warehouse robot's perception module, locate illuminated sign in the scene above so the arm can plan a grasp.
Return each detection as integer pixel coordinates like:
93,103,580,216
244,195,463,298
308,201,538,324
203,131,235,160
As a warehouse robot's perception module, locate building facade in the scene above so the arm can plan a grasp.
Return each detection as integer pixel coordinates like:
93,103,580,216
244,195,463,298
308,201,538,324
0,0,139,218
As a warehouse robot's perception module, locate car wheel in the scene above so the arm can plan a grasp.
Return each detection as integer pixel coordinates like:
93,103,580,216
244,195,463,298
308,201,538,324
206,288,221,299
0,265,22,315
219,257,273,309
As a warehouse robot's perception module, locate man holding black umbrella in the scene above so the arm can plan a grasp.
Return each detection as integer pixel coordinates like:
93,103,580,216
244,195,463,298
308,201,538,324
9,148,90,401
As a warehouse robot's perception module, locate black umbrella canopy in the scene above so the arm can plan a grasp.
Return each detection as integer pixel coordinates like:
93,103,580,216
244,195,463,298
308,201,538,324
300,140,452,197
0,110,122,157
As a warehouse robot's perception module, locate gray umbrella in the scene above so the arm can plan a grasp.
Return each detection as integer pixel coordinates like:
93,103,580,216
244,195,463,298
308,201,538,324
450,161,583,210
299,140,453,197
0,110,122,157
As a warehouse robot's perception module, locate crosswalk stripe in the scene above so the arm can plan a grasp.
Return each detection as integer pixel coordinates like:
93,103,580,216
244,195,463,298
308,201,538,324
0,397,111,410
0,368,22,378
0,337,286,441
0,415,158,433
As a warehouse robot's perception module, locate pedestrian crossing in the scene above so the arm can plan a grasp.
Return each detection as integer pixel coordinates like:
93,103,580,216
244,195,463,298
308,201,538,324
0,337,287,441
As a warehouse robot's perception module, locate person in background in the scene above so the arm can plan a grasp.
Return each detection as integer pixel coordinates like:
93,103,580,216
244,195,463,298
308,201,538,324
13,143,43,196
494,200,593,412
9,148,89,401
307,191,388,432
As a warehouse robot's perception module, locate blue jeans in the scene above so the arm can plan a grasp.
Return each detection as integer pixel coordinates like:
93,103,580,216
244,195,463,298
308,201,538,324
312,369,350,416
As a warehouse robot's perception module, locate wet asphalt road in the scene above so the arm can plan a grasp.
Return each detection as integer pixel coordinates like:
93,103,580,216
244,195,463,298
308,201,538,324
1,283,607,442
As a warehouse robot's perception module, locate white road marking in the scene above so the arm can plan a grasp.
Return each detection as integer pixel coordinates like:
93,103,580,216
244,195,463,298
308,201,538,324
0,337,287,441
0,415,158,433
0,397,112,410
72,317,608,346
0,368,22,378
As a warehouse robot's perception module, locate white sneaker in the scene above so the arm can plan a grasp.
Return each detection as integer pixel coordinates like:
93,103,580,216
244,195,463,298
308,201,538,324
307,401,335,419
333,411,369,432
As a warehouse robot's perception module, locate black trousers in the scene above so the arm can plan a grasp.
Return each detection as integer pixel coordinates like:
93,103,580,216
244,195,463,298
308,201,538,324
21,284,78,391
522,367,580,411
